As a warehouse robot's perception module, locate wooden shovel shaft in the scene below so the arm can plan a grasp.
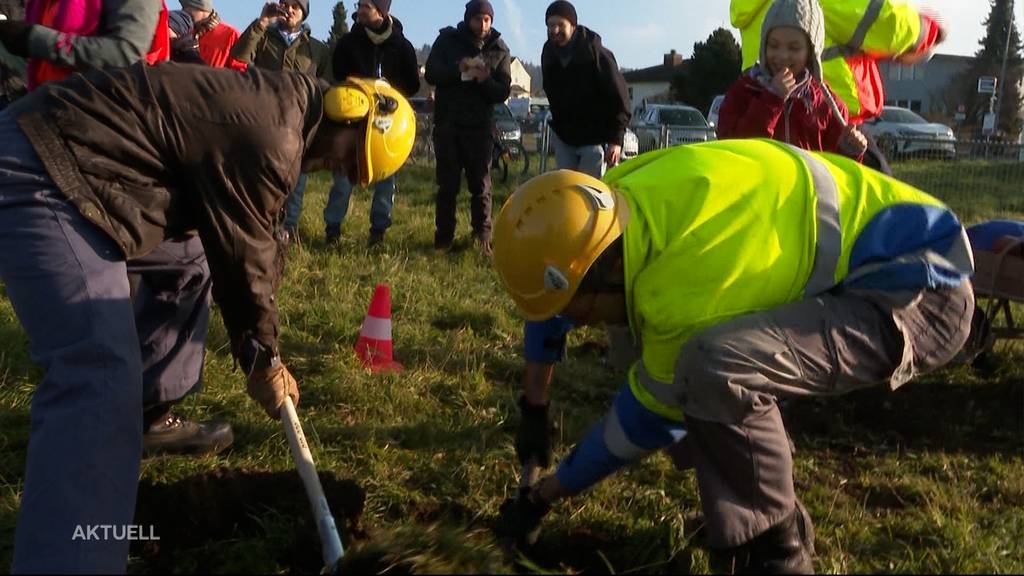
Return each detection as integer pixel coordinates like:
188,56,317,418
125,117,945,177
281,397,345,568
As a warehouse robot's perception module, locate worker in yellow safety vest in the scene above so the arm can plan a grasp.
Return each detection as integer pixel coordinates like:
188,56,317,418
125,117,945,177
493,139,974,573
731,0,947,126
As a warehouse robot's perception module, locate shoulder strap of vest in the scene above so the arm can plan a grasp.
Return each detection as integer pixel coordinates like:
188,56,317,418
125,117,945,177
822,0,884,61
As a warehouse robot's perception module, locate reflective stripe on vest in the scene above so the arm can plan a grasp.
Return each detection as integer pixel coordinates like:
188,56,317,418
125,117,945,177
630,360,688,420
822,0,884,61
632,146,843,415
790,147,843,296
602,411,649,460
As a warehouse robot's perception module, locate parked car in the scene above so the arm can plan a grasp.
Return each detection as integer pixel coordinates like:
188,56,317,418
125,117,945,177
622,128,639,161
408,96,432,127
493,102,522,143
860,106,956,159
523,103,551,133
507,96,531,120
707,94,726,129
632,103,716,151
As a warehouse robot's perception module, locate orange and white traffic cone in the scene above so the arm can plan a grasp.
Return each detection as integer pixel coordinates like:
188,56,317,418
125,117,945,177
354,284,404,373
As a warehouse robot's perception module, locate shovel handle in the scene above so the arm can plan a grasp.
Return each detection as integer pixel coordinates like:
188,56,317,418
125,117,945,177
281,397,345,568
517,459,541,501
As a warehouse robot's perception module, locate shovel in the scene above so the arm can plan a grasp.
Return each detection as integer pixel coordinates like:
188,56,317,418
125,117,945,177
516,459,542,546
281,397,345,573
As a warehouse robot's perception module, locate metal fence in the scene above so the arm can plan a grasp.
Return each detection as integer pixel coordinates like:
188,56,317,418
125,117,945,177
411,118,1024,205
886,137,1024,218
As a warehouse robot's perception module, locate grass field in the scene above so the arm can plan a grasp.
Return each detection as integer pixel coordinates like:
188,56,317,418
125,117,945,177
0,157,1022,574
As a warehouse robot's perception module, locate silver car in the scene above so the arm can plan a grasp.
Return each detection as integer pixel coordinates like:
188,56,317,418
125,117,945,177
622,128,639,160
632,103,716,153
860,106,957,159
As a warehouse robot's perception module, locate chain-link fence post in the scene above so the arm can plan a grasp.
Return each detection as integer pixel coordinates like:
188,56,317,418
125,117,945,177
539,118,550,173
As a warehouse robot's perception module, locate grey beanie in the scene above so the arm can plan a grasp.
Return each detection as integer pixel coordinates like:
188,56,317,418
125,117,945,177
179,0,213,11
760,0,825,80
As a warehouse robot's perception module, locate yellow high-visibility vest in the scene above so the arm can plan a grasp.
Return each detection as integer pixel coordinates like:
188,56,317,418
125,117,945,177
604,139,949,420
731,0,927,122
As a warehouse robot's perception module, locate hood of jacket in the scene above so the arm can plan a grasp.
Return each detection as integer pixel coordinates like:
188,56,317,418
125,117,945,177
760,0,825,81
438,22,504,51
542,25,603,66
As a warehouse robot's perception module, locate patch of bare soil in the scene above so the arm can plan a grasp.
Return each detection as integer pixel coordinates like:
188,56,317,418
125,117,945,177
132,468,365,573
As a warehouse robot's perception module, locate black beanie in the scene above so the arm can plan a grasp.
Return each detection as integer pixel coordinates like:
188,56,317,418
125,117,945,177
464,0,494,22
167,10,194,38
545,1,577,27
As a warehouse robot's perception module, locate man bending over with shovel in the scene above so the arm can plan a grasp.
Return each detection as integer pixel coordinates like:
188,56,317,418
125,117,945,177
0,62,414,573
493,142,974,573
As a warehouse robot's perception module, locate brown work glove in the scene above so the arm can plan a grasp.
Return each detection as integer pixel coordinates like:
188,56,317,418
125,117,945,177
246,362,300,419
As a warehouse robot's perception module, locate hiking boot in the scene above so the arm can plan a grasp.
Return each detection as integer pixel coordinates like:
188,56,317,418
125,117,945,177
434,236,454,252
143,412,234,457
714,501,815,574
325,224,342,246
367,230,385,248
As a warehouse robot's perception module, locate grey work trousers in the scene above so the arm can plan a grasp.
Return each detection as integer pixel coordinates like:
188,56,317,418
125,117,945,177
670,283,974,548
0,112,208,573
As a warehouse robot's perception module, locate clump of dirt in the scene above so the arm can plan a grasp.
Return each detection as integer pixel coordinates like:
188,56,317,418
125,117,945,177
132,468,366,573
337,524,512,574
514,527,618,573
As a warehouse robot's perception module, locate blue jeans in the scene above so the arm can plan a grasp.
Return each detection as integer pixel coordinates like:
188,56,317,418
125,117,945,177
324,171,395,234
0,114,142,573
551,129,606,179
283,172,309,232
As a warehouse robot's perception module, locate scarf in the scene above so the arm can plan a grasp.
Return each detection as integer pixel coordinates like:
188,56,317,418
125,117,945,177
749,63,815,111
365,16,393,46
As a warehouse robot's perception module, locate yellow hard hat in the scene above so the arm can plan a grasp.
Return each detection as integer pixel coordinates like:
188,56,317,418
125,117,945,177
323,77,416,187
492,170,630,321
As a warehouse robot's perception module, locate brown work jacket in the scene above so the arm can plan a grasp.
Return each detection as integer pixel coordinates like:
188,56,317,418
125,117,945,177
8,61,324,358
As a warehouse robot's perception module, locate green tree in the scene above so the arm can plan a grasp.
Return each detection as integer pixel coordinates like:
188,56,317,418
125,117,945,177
327,1,350,49
951,0,1022,136
670,28,741,115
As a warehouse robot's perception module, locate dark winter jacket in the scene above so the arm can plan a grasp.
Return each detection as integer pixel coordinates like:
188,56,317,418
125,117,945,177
716,69,862,160
8,62,324,359
332,16,420,97
542,26,631,147
424,23,511,130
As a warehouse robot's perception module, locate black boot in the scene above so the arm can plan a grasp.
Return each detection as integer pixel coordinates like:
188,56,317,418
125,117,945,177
715,501,815,574
325,224,342,246
143,407,234,457
367,229,385,248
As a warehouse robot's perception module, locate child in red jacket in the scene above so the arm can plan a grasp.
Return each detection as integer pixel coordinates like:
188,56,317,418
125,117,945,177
717,0,867,160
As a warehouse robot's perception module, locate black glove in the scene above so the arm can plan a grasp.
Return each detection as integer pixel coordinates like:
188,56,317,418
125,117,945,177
496,487,551,546
0,20,33,58
170,35,204,65
515,396,552,468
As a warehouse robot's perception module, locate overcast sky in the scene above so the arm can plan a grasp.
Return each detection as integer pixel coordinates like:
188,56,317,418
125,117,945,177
215,0,1022,70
